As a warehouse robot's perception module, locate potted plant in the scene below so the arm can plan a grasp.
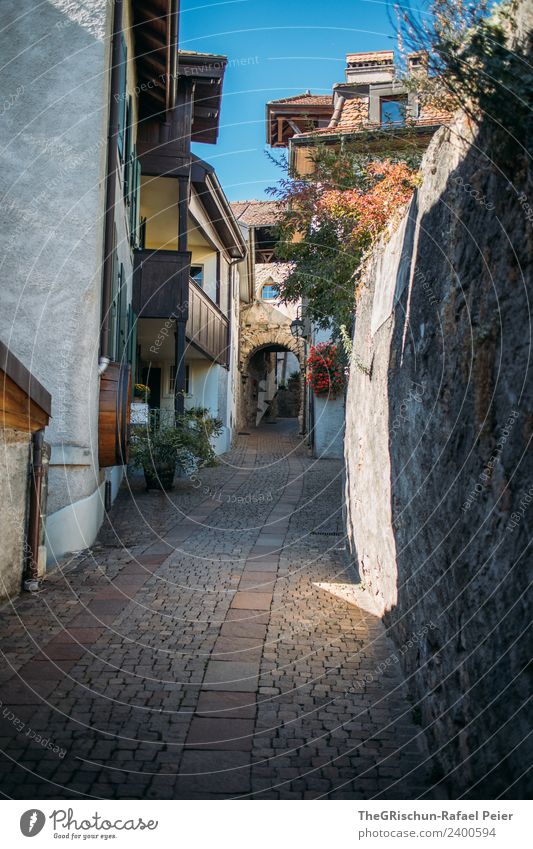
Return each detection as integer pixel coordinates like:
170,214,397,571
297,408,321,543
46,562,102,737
133,383,151,402
129,409,224,491
129,421,186,491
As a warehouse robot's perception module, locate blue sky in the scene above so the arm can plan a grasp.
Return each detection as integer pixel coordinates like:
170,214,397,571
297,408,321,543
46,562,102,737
180,0,401,200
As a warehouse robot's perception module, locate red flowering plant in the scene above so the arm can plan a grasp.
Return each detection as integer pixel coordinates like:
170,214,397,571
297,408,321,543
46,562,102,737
307,342,345,398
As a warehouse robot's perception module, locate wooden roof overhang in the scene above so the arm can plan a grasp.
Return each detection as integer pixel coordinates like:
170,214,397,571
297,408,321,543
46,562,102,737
132,0,180,119
190,156,247,259
288,121,444,170
178,52,227,144
132,5,227,133
266,101,334,147
0,341,51,433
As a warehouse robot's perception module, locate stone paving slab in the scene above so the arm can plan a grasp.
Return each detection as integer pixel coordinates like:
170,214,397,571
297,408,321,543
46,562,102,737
195,691,257,719
202,661,260,693
230,592,273,611
187,718,255,750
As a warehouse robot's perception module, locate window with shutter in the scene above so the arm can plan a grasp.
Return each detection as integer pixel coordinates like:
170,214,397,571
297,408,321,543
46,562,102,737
124,95,133,200
109,244,119,361
116,264,128,361
130,151,141,247
117,36,127,160
127,305,137,369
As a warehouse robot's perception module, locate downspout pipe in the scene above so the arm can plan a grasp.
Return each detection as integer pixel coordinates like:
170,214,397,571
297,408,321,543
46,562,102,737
24,430,45,592
99,0,123,375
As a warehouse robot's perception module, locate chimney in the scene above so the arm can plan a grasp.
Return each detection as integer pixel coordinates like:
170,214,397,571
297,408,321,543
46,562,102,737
345,51,395,85
407,51,429,76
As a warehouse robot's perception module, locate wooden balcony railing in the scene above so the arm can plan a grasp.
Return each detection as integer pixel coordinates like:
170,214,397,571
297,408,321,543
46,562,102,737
133,249,191,319
186,278,229,366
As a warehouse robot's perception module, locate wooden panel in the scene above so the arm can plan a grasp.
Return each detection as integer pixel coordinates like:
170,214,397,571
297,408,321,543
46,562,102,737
0,372,50,432
98,362,132,468
186,279,229,365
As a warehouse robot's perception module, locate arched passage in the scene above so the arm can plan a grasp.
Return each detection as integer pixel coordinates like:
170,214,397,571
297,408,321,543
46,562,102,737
238,330,305,431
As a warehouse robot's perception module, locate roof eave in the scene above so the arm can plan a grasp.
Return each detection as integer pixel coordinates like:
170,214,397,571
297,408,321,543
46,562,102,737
291,122,445,146
191,157,247,259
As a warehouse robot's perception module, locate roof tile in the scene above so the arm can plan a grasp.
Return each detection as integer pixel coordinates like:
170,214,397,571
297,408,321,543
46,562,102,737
230,200,282,226
268,93,333,107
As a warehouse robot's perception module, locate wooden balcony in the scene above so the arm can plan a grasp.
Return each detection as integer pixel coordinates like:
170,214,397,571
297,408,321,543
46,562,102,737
133,249,191,319
186,278,229,366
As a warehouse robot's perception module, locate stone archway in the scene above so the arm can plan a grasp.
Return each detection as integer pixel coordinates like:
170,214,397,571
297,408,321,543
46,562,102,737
238,325,306,431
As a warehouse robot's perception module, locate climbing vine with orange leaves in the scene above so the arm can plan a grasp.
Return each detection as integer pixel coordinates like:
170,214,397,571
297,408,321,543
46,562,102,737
319,160,420,246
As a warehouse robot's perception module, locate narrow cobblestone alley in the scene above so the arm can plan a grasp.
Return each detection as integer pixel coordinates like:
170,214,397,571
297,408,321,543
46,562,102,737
0,421,432,799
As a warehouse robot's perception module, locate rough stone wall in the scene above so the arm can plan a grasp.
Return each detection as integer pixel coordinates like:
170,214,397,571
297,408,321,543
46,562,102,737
0,430,31,603
344,23,532,797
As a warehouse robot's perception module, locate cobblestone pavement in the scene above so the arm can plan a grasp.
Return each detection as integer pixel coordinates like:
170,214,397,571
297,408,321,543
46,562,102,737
0,420,436,799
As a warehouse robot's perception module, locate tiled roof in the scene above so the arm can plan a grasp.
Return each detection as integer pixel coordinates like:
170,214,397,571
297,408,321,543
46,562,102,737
230,200,282,226
295,92,452,139
295,117,451,139
337,97,368,128
178,50,227,61
268,93,333,107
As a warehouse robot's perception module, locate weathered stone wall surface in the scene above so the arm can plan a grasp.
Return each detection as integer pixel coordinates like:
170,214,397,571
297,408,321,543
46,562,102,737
0,430,30,603
344,16,532,797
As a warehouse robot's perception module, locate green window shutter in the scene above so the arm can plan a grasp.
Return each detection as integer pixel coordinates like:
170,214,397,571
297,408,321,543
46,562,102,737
127,305,137,369
124,96,133,201
116,264,128,360
110,248,119,361
130,150,141,247
134,155,141,245
117,36,127,159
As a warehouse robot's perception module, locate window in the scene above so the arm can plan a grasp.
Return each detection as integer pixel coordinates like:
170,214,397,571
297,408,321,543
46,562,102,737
129,149,141,248
190,265,204,288
123,95,142,248
261,283,278,300
124,96,133,201
126,305,137,369
115,263,128,361
380,96,406,126
169,364,190,395
109,253,127,362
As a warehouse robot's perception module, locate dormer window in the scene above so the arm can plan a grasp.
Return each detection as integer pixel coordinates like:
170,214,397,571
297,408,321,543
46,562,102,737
380,96,407,126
